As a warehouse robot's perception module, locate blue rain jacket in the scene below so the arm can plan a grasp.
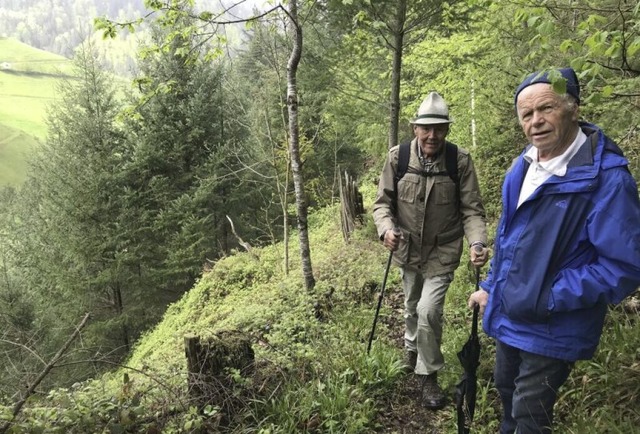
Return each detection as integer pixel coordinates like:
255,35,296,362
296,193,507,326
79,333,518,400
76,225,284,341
482,123,640,361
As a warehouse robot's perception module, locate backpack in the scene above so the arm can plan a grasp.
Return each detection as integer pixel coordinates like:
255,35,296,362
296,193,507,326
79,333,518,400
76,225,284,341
395,141,459,189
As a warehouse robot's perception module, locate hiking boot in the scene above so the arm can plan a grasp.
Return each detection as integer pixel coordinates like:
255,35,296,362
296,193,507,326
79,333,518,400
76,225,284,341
403,350,417,374
421,373,446,410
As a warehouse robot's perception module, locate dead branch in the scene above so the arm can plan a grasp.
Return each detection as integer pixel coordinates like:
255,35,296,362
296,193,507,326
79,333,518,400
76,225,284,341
226,215,257,259
0,313,90,434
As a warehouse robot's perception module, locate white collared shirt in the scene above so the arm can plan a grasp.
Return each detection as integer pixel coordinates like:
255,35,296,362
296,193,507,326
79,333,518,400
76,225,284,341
517,128,587,208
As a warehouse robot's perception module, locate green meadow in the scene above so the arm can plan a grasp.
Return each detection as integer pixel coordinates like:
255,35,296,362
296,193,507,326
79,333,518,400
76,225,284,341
0,37,73,186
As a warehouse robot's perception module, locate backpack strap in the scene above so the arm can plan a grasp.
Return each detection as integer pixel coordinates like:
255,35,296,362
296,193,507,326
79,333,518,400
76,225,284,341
444,142,459,187
390,142,412,212
394,141,460,193
395,141,412,187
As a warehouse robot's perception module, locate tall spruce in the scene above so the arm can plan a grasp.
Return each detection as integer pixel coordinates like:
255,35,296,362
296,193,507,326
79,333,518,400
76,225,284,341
118,15,229,301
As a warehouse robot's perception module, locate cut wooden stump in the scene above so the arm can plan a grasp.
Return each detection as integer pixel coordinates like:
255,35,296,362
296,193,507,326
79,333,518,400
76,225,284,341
184,331,254,416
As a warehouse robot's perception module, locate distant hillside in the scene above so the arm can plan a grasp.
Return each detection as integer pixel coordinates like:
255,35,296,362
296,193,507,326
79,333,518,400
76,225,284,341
0,0,147,62
0,0,261,77
0,37,73,186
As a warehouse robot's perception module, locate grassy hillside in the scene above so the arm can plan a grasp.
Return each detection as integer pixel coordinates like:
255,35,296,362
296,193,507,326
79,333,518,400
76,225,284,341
0,37,73,186
0,124,40,186
1,184,638,433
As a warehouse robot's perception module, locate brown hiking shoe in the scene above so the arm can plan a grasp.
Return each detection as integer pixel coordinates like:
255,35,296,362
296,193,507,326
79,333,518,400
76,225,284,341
403,350,417,374
421,373,446,410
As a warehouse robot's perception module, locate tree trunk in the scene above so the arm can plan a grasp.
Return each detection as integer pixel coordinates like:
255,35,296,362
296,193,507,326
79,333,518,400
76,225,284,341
388,0,407,149
282,165,290,275
471,79,477,149
113,282,130,353
286,0,315,291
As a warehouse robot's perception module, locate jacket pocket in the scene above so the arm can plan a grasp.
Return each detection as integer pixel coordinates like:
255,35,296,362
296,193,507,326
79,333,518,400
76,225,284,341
436,226,463,245
500,277,554,322
435,179,456,205
436,226,463,265
397,175,420,203
501,245,594,322
394,227,412,265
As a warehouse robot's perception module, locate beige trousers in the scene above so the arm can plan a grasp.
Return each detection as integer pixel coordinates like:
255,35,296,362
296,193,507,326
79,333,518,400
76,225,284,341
401,268,453,375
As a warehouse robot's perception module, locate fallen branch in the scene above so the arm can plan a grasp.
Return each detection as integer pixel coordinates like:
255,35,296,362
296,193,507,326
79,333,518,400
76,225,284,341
0,313,90,433
226,215,257,259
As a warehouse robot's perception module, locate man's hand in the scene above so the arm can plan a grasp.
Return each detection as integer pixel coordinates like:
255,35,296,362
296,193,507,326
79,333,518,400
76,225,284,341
468,290,489,315
383,228,402,252
470,244,489,267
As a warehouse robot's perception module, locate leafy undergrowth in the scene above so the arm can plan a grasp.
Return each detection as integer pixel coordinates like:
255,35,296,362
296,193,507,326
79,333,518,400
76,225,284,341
1,203,638,433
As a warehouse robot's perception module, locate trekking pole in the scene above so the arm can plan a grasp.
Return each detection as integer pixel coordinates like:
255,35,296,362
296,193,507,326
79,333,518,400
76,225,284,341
367,249,394,354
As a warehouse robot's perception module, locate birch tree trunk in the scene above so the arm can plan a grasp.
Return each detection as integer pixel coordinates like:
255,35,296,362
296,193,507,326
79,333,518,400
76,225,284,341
286,0,315,290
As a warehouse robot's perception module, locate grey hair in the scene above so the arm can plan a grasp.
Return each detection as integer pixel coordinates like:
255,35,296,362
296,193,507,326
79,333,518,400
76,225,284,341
560,93,579,112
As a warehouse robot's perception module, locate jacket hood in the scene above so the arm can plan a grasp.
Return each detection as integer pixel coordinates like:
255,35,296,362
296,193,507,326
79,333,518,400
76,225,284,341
580,122,629,171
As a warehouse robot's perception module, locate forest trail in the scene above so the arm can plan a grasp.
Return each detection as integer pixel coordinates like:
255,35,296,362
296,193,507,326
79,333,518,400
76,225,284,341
372,290,452,434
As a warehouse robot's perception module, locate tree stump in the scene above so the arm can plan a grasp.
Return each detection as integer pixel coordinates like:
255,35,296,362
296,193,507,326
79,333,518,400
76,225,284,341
184,330,254,414
339,170,364,241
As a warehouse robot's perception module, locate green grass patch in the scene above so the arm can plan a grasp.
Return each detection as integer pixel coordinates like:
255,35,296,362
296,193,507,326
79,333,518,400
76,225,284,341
0,124,40,186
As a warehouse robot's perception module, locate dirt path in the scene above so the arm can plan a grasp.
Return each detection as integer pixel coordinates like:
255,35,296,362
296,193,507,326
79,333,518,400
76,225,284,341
374,374,447,434
371,289,456,434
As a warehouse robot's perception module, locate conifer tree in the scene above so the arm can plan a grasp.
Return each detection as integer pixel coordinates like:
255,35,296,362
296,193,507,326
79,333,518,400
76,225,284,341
118,17,230,298
4,40,132,385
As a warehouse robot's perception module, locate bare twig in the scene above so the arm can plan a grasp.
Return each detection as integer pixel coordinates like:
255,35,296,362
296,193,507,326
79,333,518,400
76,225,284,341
0,339,46,366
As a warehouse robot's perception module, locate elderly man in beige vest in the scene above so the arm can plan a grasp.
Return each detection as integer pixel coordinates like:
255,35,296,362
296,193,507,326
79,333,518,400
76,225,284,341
373,92,488,409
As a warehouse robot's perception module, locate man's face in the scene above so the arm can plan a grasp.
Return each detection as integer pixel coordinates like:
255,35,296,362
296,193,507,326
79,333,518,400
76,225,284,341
516,83,579,161
413,123,449,158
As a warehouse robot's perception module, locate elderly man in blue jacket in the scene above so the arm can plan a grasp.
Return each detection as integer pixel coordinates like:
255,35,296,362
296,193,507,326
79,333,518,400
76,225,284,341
468,67,640,434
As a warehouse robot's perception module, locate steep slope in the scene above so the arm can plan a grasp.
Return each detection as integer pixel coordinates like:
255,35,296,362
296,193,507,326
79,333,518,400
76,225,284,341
1,200,638,433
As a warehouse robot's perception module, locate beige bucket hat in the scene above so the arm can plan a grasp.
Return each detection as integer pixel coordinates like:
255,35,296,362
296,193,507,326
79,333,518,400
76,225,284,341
410,91,453,125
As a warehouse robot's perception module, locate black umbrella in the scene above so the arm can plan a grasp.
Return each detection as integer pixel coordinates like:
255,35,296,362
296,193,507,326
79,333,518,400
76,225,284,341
455,267,481,434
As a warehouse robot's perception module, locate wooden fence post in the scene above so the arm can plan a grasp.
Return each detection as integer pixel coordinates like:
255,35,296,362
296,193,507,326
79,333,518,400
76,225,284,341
339,170,364,241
